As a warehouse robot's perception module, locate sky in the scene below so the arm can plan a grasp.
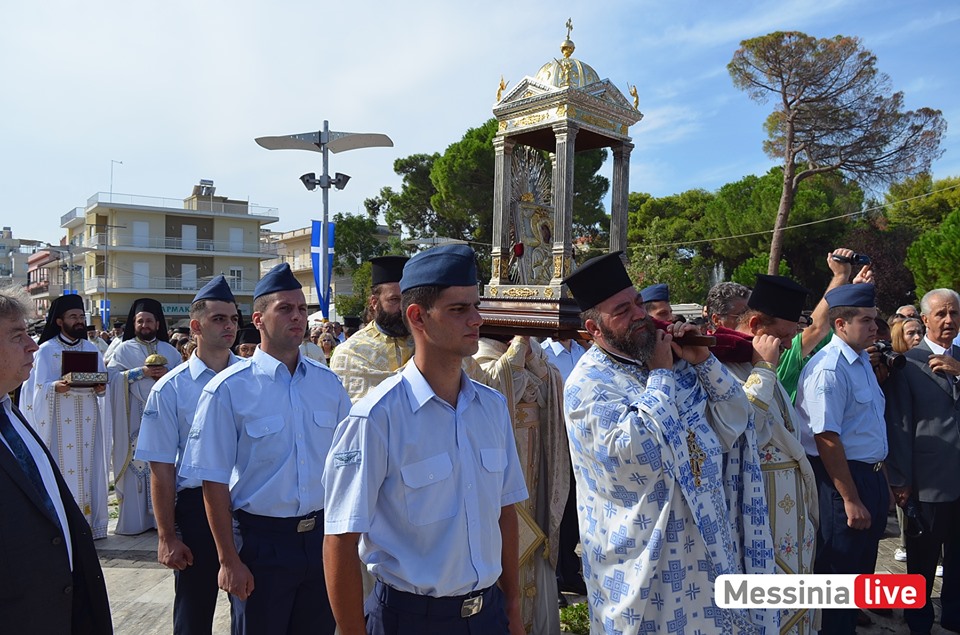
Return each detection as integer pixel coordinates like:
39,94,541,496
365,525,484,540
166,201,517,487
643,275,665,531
1,0,958,245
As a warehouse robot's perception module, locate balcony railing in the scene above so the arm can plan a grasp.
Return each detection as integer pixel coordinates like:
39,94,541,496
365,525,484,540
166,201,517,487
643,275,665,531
82,233,277,256
86,192,278,218
60,207,85,228
85,275,255,294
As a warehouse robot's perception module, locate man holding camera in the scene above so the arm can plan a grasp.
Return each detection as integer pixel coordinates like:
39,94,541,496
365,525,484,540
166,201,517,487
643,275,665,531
885,288,960,635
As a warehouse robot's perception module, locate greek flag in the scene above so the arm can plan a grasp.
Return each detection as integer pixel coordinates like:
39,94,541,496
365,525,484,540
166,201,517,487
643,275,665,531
311,220,335,319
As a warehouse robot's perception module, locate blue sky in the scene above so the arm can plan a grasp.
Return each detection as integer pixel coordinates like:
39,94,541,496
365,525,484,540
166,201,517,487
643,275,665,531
1,0,957,244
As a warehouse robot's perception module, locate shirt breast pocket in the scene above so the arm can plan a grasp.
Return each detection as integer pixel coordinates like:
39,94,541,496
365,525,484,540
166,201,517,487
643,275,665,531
853,388,873,404
244,415,285,463
400,453,457,526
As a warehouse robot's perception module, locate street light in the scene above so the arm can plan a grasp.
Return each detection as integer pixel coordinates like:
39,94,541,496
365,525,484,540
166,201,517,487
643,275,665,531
255,121,392,319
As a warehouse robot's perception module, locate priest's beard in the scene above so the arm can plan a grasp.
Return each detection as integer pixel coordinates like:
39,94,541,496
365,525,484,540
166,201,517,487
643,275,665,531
136,326,157,341
376,305,409,338
63,322,87,341
600,316,657,364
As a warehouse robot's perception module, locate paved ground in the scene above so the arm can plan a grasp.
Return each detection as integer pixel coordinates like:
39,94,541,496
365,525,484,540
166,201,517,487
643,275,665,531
97,510,944,634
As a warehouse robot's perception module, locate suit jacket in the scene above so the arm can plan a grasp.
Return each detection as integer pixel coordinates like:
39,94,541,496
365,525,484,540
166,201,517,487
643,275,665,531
884,340,960,503
0,403,112,634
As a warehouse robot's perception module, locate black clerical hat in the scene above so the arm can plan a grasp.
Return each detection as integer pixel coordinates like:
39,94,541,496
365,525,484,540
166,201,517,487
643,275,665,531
563,252,634,311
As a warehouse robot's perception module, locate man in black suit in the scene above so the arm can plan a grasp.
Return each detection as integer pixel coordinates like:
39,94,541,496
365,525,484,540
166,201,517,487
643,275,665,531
0,287,112,634
886,287,960,635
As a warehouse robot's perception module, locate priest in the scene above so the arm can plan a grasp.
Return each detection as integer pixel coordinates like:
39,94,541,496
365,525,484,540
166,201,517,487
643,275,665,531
107,297,179,534
22,293,111,539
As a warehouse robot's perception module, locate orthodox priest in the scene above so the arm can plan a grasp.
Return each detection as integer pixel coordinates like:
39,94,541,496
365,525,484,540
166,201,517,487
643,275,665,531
713,275,819,635
330,255,412,402
107,297,179,534
22,293,110,539
474,335,568,635
562,253,773,634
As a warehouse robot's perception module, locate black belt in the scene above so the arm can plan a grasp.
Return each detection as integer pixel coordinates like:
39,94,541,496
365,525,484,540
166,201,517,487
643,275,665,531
374,580,494,618
235,509,323,533
809,455,885,473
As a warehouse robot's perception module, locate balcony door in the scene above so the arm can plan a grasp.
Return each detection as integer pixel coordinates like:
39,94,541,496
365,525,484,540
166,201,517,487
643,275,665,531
182,225,197,250
181,264,197,290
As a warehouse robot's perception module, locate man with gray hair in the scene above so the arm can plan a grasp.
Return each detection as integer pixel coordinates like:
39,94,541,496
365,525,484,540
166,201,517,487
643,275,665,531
704,281,751,331
0,286,112,633
885,287,960,634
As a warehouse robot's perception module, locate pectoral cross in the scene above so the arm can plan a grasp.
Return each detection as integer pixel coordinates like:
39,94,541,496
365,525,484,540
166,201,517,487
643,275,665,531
687,430,706,487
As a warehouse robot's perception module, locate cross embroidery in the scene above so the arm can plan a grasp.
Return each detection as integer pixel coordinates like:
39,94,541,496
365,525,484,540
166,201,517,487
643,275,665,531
778,493,796,515
686,430,706,487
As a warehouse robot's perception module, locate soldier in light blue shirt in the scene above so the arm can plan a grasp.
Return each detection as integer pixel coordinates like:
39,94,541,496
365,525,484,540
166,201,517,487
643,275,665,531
136,275,241,635
323,245,528,635
796,283,889,635
180,263,351,635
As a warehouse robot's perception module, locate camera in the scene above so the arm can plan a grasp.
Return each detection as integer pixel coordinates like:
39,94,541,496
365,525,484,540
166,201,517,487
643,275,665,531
873,340,906,370
830,252,872,265
904,499,927,538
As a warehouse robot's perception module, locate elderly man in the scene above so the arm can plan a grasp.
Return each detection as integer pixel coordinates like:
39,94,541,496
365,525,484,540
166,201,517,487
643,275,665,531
796,283,888,635
714,275,819,635
562,252,772,634
705,281,751,332
235,324,260,358
181,263,351,634
86,324,110,354
0,286,112,634
323,245,528,635
885,288,960,635
330,256,411,402
136,276,240,634
108,298,180,534
22,294,110,539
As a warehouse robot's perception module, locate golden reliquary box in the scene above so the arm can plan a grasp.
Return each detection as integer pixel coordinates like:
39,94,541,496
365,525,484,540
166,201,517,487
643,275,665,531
61,351,108,387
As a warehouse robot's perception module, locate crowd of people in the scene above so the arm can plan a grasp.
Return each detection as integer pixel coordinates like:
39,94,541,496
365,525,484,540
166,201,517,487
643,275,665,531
1,242,958,635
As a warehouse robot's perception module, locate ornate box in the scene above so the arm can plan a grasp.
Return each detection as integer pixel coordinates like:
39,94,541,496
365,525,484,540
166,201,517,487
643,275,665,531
61,351,108,387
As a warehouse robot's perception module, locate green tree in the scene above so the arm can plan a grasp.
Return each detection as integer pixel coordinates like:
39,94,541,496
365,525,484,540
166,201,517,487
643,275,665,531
331,212,388,276
906,208,960,298
885,173,960,232
731,254,791,287
364,153,442,237
843,220,917,313
627,240,712,304
569,148,610,244
729,31,946,274
333,262,372,320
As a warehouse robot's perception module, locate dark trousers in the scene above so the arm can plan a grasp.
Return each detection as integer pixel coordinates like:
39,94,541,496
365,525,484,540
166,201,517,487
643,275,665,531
809,456,888,635
904,498,960,633
234,510,333,635
556,466,582,586
364,580,508,635
173,487,220,635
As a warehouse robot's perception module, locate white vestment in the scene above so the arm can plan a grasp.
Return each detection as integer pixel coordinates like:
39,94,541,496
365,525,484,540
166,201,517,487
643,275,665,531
107,338,179,535
22,337,110,539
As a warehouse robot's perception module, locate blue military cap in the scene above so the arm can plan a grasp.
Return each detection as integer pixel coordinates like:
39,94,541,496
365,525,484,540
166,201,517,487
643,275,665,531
254,262,302,299
641,283,669,303
825,283,875,308
192,275,235,304
400,244,478,293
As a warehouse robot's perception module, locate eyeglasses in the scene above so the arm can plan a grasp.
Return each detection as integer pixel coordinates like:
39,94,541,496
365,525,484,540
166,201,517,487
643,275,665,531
896,313,919,319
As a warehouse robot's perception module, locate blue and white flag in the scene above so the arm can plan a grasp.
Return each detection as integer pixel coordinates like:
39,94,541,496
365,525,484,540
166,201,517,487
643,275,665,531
311,220,335,319
99,299,110,329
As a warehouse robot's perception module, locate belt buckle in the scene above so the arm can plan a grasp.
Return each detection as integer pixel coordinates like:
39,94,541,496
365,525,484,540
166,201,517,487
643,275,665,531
874,461,884,472
297,517,316,533
461,594,483,618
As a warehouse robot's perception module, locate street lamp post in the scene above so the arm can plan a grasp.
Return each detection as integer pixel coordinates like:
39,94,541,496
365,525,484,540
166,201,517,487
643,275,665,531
255,121,392,319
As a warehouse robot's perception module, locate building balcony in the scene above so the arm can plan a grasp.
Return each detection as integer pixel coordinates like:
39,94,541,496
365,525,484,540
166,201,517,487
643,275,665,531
60,207,85,229
85,275,256,295
85,192,278,219
28,281,64,298
82,233,277,257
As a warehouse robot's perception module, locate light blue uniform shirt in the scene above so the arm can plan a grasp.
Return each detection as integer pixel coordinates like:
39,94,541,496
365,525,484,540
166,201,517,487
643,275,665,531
539,338,584,383
180,347,350,517
796,335,888,462
136,352,241,491
323,362,529,597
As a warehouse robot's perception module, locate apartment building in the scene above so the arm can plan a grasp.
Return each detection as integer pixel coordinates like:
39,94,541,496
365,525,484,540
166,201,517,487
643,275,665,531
1,226,43,291
59,180,279,328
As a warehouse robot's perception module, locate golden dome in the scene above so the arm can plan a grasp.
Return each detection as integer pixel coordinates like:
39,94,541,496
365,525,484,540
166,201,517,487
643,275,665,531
144,353,168,367
534,37,600,89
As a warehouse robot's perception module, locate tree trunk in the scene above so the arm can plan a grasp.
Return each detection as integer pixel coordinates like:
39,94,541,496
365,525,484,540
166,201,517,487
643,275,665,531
768,162,797,274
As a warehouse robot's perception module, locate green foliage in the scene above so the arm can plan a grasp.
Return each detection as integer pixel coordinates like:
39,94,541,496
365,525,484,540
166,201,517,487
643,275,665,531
333,262,372,320
628,189,714,260
906,208,960,299
364,153,442,237
627,240,712,304
331,212,387,276
731,254,791,287
570,149,610,245
842,220,917,313
559,601,590,634
885,173,960,232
